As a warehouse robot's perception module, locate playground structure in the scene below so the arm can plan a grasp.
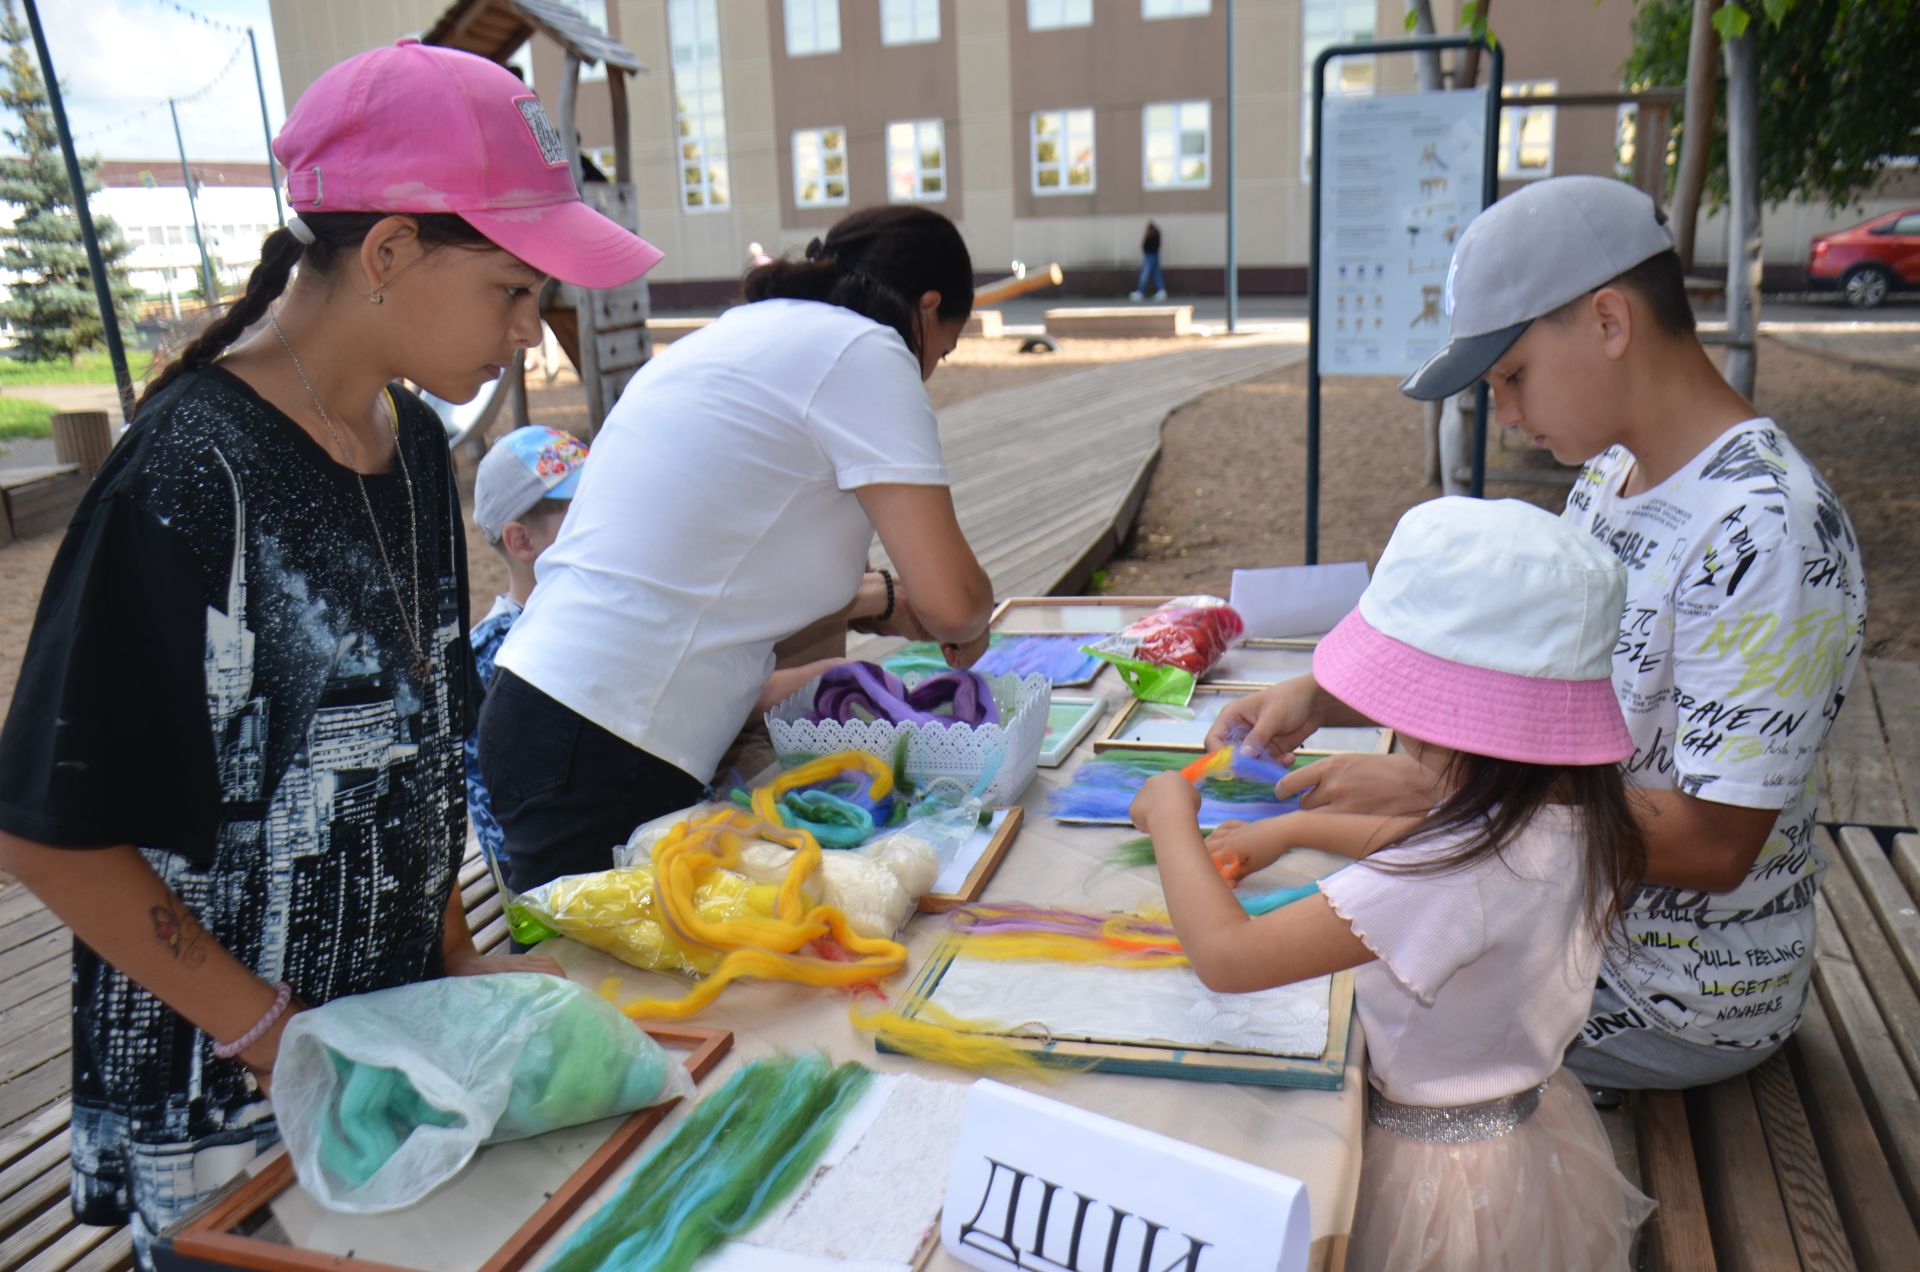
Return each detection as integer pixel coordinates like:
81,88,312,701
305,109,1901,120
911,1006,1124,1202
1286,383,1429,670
422,0,653,456
977,260,1065,353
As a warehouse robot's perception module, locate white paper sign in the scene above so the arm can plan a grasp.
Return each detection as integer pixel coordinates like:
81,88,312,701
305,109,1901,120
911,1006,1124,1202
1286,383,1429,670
1229,563,1369,639
942,1080,1310,1272
1317,88,1489,378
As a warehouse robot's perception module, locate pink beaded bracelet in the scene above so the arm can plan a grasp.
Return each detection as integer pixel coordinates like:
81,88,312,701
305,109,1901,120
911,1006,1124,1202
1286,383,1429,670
213,982,293,1060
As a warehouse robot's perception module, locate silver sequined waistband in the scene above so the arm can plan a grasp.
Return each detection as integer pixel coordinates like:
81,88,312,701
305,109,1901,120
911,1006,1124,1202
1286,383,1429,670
1367,1081,1549,1144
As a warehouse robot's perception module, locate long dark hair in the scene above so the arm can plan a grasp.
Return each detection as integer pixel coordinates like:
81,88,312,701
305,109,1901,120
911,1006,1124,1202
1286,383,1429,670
1364,755,1647,944
138,212,495,411
741,206,973,360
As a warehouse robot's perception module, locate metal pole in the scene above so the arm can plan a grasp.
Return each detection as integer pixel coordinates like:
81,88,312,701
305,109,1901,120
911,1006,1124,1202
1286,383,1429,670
1224,0,1237,333
1306,47,1329,565
21,0,135,418
1470,41,1503,500
170,99,218,307
249,27,284,226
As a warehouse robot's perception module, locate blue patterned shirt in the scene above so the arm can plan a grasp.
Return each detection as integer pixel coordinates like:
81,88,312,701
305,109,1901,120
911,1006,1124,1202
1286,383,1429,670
467,594,522,874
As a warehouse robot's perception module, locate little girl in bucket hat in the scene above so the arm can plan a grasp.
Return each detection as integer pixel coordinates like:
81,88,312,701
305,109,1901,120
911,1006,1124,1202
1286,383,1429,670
0,40,656,1265
1132,497,1655,1269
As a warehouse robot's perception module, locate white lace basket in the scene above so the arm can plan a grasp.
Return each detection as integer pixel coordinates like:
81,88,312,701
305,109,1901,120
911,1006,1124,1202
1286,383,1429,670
765,671,1049,807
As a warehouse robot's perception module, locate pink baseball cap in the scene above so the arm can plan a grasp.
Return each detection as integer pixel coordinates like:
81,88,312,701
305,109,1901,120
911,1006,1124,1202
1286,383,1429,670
273,39,662,288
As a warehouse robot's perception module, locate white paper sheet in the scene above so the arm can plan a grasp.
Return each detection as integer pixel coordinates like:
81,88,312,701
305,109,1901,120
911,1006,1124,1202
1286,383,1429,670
1229,564,1369,639
927,959,1331,1058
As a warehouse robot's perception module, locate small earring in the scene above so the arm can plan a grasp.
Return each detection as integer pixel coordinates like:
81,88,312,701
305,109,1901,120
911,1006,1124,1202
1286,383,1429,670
369,292,384,306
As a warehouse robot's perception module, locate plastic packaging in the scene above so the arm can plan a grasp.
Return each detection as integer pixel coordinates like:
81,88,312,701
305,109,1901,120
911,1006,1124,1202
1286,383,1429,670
273,974,692,1213
513,863,799,974
1083,596,1246,705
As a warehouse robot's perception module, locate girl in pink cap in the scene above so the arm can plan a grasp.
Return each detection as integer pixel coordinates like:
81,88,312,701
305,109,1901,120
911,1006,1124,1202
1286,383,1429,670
1130,497,1653,1270
0,41,656,1261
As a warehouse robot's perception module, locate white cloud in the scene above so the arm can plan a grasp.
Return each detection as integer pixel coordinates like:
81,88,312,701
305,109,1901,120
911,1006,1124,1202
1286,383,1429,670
22,0,284,163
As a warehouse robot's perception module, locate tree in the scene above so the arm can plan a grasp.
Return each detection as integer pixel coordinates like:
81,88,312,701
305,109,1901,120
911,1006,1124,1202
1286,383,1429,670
1626,0,1920,213
0,0,136,364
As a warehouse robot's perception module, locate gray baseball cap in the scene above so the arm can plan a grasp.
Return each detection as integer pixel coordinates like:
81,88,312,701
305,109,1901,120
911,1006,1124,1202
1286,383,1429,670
1400,175,1676,401
474,425,589,542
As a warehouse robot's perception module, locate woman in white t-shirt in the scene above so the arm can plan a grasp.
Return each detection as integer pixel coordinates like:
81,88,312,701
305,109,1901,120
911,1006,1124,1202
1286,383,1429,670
478,206,994,894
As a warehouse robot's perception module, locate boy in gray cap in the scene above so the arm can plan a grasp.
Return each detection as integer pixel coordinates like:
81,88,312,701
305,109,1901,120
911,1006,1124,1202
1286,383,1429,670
468,425,591,878
1223,175,1867,1091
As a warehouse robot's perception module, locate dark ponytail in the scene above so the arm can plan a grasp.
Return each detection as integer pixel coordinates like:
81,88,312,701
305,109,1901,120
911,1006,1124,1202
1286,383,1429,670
741,205,973,359
137,211,496,413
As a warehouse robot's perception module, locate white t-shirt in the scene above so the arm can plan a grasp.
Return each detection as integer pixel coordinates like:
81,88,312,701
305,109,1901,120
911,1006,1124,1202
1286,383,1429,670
495,299,950,781
1563,419,1866,1051
1320,806,1599,1106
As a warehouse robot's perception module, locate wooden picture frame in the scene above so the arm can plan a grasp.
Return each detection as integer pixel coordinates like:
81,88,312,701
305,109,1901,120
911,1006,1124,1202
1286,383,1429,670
919,806,1024,914
163,1024,734,1272
1201,640,1319,685
1095,686,1393,756
881,937,1355,1090
988,595,1172,635
1038,694,1108,767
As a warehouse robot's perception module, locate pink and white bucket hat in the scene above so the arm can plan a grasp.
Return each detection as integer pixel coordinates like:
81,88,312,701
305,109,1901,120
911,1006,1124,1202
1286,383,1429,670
273,39,662,289
1313,497,1634,766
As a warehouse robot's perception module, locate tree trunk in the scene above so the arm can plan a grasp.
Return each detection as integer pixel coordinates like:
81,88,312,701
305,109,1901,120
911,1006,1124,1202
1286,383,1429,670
1409,1,1443,92
1671,0,1719,272
1722,17,1761,399
1456,0,1490,88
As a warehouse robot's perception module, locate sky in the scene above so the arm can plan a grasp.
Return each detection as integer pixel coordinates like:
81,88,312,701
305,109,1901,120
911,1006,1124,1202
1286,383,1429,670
12,0,286,164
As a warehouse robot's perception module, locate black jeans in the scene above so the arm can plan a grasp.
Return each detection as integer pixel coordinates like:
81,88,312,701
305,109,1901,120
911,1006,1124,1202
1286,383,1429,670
476,668,707,895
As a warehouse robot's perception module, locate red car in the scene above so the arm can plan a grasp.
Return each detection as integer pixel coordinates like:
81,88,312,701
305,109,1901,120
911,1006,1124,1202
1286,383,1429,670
1808,207,1920,308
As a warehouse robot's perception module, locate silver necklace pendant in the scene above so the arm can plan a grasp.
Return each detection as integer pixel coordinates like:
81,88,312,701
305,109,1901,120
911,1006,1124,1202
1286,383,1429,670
269,312,431,680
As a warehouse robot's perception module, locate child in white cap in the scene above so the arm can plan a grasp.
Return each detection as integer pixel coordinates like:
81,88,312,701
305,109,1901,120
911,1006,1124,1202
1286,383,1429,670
1133,497,1654,1270
468,425,591,878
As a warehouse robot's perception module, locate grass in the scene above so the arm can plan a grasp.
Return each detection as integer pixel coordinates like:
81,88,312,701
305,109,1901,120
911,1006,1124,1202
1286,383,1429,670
0,397,56,439
0,349,156,387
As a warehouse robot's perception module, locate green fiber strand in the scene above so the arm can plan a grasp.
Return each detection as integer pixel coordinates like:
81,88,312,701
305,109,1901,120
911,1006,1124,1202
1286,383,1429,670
543,1055,875,1272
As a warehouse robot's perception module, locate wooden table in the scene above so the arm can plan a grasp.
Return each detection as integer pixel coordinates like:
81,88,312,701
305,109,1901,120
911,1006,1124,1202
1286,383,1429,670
533,665,1366,1272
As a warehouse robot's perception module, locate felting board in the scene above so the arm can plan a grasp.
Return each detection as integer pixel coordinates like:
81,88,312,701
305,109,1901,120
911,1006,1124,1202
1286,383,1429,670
698,1073,969,1270
883,936,1354,1090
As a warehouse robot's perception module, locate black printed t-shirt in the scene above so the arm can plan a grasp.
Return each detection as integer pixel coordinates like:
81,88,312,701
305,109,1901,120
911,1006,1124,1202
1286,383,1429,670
0,366,476,1228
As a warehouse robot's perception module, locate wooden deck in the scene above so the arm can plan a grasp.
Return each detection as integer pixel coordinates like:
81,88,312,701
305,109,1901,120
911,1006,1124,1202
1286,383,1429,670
878,335,1306,598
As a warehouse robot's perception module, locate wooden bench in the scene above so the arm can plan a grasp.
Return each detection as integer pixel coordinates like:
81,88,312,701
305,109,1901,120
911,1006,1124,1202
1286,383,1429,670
960,309,1004,339
0,464,83,543
0,843,511,1271
1043,305,1193,339
1631,823,1920,1270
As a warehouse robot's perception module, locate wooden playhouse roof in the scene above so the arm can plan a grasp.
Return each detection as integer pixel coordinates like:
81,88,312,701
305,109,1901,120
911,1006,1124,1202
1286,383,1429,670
422,0,645,74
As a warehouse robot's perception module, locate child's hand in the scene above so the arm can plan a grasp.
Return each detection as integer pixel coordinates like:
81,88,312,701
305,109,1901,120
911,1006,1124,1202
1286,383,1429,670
1206,819,1254,883
1130,771,1201,833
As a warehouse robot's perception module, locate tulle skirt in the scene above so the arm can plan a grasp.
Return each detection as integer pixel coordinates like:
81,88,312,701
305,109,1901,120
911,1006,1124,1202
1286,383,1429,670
1347,1068,1654,1271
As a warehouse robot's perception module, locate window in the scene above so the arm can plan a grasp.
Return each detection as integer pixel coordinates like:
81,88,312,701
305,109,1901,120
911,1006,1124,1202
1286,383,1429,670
881,0,938,44
1142,100,1209,189
669,0,730,211
1028,0,1091,31
792,126,849,207
1891,214,1920,236
164,225,185,246
1143,0,1208,16
1301,0,1377,179
785,0,840,55
887,119,945,201
124,226,146,246
1032,109,1095,195
1499,80,1556,178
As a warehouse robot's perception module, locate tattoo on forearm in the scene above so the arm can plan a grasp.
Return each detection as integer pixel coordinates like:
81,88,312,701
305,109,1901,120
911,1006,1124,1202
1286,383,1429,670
150,902,209,968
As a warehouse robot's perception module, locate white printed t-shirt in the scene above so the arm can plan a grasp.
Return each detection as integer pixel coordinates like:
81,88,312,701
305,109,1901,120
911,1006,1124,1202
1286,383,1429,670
496,299,950,782
1563,419,1866,1051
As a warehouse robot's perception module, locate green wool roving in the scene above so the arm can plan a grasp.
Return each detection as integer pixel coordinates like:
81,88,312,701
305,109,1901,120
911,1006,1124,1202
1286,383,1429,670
544,1054,875,1272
